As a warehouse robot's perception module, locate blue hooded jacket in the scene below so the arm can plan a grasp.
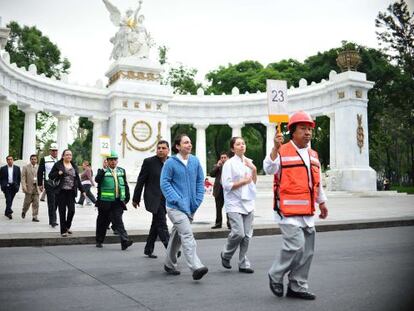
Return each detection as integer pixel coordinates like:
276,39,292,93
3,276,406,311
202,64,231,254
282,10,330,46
160,155,204,216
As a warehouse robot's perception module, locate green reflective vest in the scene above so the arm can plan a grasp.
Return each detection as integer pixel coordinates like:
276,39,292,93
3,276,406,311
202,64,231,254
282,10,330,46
100,168,126,201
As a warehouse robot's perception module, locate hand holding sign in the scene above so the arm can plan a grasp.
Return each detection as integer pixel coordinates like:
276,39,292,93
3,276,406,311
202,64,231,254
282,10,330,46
267,80,289,133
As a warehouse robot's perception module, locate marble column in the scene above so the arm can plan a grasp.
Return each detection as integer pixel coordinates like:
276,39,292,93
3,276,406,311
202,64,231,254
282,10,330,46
328,113,336,169
229,122,244,138
264,122,276,157
90,118,105,173
166,120,176,149
56,115,70,151
0,100,10,162
22,107,37,162
195,123,209,176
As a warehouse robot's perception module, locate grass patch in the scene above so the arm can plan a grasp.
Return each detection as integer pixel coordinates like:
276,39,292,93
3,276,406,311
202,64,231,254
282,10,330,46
390,185,414,194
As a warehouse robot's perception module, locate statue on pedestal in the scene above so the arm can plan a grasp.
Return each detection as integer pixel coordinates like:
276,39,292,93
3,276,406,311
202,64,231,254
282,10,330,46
103,0,154,60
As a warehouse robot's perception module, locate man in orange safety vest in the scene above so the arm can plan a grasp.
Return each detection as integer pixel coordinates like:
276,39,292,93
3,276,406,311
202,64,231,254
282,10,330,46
263,110,328,300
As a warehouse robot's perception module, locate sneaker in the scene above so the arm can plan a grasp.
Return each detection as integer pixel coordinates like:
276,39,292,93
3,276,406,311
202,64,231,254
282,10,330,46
67,230,72,235
192,267,208,280
164,265,180,275
220,252,232,269
61,233,68,237
286,287,316,300
121,240,133,250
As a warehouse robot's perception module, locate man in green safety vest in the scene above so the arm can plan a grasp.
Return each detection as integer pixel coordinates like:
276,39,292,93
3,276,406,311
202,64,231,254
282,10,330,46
95,151,133,250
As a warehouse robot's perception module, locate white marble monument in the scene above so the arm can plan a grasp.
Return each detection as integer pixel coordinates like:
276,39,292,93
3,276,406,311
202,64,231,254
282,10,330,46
0,2,377,191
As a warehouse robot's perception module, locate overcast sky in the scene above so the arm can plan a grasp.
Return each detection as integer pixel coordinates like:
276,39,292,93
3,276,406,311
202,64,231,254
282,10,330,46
0,0,408,85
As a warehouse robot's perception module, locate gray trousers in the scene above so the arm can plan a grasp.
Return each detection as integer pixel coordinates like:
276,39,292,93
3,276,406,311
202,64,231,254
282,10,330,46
165,208,204,272
269,224,315,292
222,211,254,269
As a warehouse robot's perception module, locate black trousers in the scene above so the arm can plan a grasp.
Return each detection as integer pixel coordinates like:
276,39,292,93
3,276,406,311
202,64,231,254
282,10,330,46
3,185,17,215
144,205,170,255
214,194,230,228
45,183,58,225
96,200,129,244
77,184,96,204
56,190,76,234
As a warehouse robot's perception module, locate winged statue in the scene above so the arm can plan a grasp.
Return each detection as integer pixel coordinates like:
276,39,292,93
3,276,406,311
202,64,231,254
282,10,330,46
102,0,153,60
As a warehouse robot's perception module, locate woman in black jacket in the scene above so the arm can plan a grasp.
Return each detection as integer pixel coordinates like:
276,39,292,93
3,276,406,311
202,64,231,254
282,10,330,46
49,149,85,237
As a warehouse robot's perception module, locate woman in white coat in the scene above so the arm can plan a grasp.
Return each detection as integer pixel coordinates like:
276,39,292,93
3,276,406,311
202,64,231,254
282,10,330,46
220,137,257,273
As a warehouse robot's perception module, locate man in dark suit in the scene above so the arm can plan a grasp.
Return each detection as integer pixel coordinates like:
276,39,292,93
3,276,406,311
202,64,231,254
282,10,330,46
1,155,21,219
210,152,229,229
133,140,170,258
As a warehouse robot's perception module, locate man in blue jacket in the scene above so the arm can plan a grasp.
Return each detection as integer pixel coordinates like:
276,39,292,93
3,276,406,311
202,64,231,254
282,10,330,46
160,134,208,281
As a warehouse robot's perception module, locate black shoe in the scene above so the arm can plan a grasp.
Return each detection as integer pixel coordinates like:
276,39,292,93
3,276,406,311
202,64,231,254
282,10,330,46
286,287,316,300
192,267,208,280
6,214,12,220
177,250,182,258
32,218,39,222
51,223,58,228
96,243,103,248
239,267,254,274
112,230,119,235
164,265,180,275
121,240,133,250
220,252,232,269
145,253,157,259
211,224,222,229
21,212,26,219
268,275,283,297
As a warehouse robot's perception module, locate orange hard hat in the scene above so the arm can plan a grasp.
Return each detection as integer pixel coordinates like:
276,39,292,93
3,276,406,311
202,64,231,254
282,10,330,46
287,111,315,131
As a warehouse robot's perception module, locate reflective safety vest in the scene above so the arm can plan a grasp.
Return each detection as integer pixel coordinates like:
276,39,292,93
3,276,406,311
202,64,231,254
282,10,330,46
277,142,320,216
100,168,126,201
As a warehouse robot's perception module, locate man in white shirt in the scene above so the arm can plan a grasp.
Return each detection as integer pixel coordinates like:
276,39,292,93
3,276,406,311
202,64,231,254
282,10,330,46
263,111,328,300
37,143,59,227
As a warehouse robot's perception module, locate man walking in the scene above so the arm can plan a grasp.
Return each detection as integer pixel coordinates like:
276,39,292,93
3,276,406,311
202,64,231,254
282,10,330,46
95,151,133,250
0,155,21,219
21,154,40,222
37,143,59,227
133,140,171,258
264,111,328,300
210,152,229,229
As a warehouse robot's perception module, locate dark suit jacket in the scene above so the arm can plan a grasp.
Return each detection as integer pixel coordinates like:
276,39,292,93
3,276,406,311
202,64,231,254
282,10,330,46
133,155,166,214
95,167,130,210
210,164,224,199
0,165,21,192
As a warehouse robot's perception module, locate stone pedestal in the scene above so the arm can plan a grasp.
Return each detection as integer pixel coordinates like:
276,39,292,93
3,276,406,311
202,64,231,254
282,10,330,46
106,56,173,180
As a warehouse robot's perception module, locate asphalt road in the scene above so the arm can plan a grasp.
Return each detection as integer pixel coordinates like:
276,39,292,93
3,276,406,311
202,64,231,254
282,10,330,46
0,226,413,311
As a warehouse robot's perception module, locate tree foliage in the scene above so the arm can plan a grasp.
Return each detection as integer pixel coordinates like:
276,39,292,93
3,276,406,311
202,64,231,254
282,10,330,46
5,21,71,159
166,64,202,95
68,117,93,165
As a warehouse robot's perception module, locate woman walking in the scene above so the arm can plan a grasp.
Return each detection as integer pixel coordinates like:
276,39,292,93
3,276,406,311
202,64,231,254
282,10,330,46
77,160,97,206
220,137,257,273
160,134,208,281
49,149,85,237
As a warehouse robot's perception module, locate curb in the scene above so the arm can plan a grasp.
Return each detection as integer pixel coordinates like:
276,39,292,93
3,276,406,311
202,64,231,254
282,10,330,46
0,217,413,247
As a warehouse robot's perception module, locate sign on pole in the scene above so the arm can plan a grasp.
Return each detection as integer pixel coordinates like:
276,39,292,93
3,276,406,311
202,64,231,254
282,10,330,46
266,79,289,124
99,136,111,156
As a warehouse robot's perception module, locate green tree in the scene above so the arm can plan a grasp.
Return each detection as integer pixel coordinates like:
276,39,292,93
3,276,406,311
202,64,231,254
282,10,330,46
5,21,71,158
375,0,414,184
68,117,93,165
166,64,202,95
